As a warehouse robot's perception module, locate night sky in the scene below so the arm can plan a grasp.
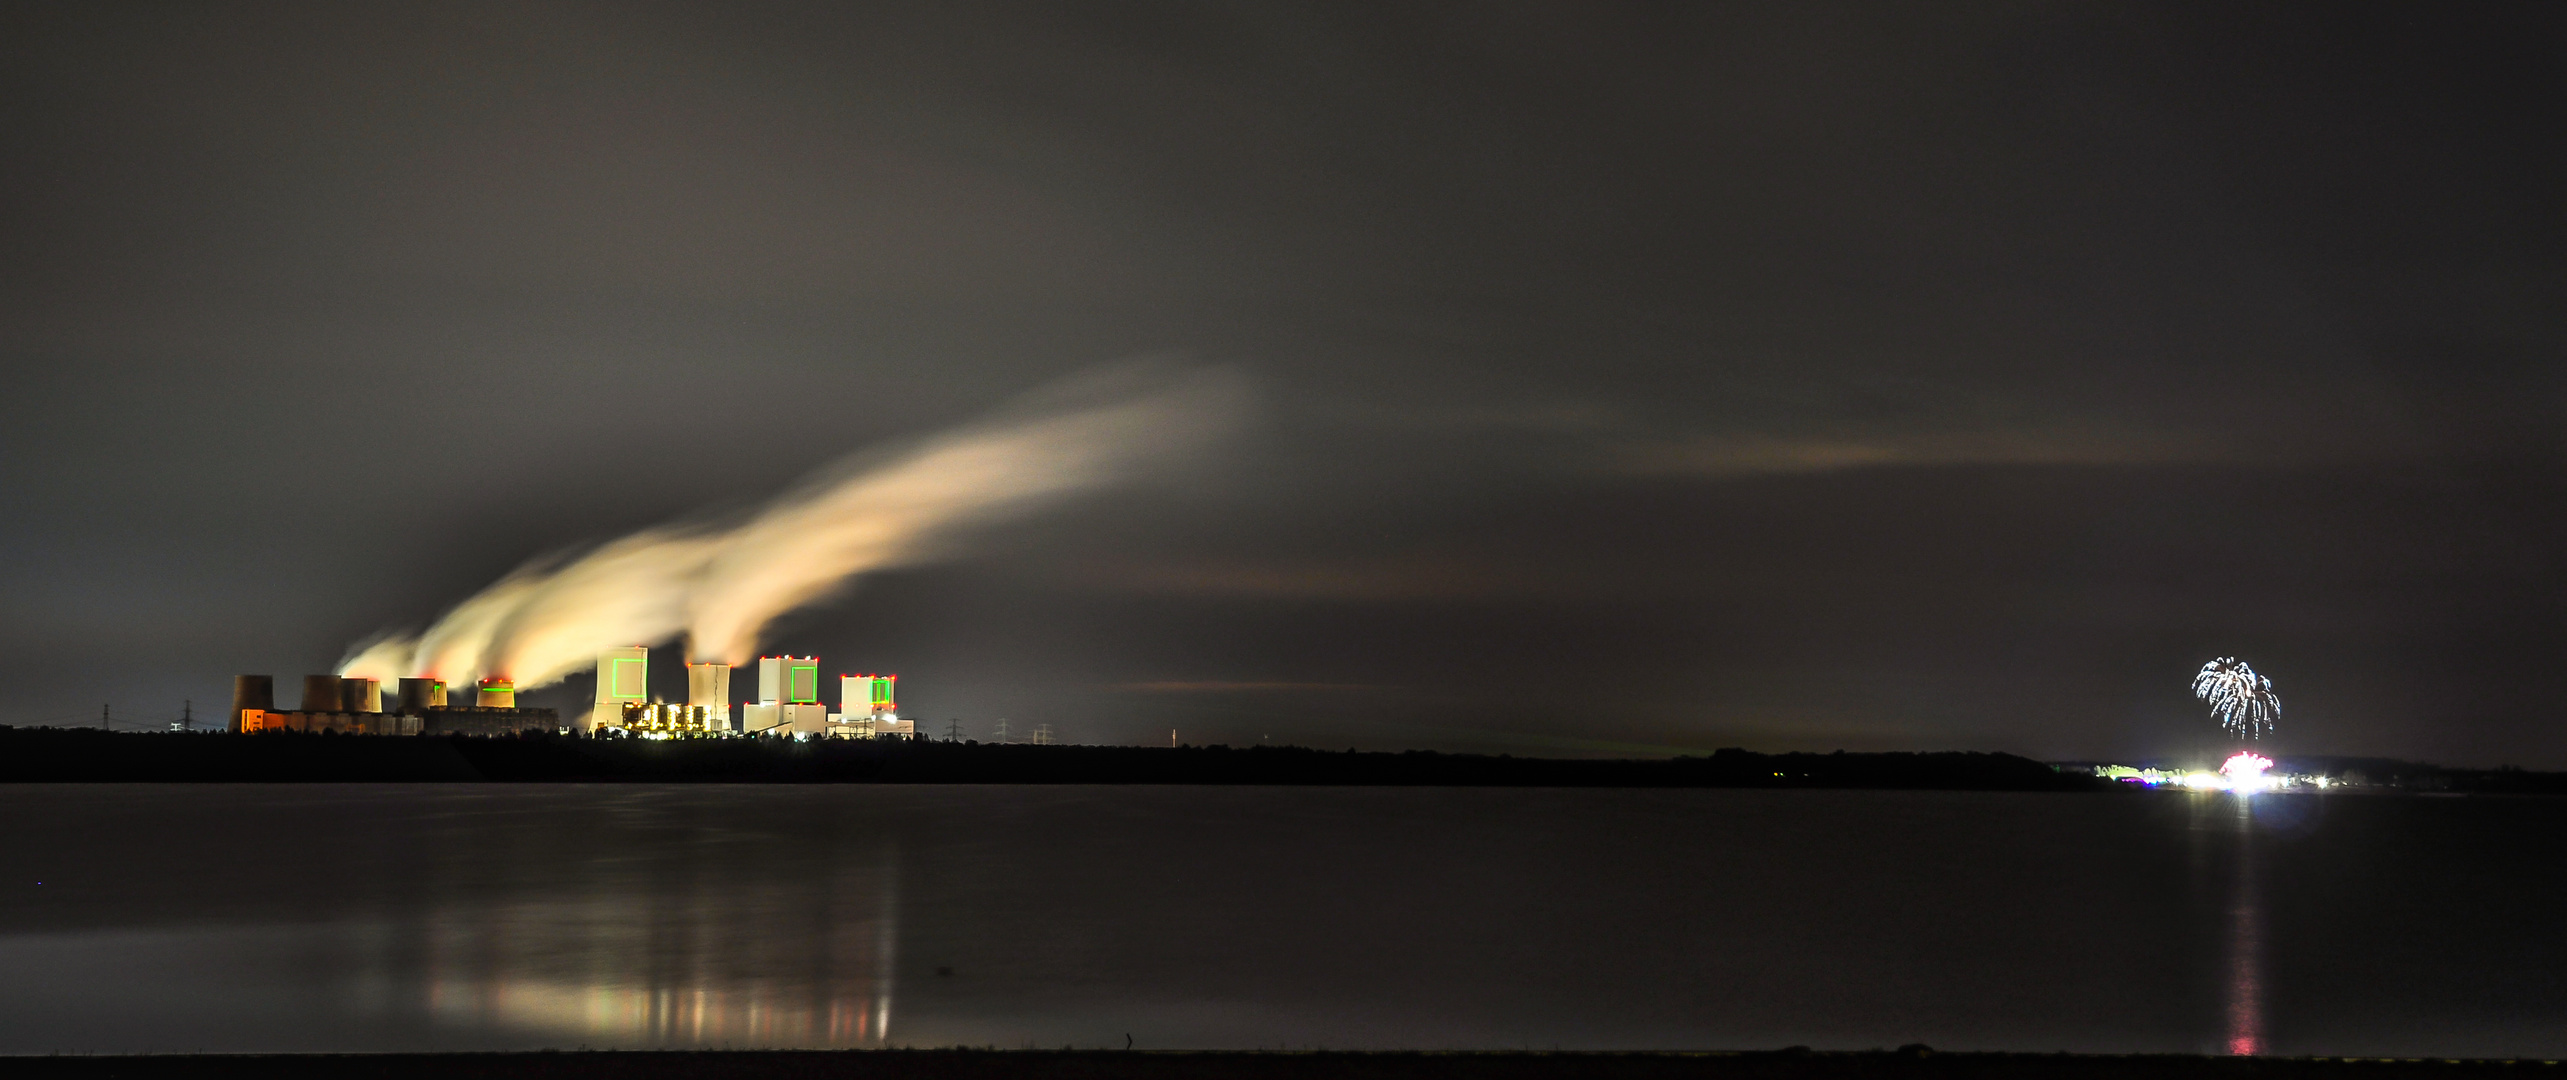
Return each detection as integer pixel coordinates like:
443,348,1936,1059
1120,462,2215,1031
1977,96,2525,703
6,3,2565,765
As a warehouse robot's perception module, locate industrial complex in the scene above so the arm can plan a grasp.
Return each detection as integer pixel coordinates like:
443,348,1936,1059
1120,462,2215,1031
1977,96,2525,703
232,650,910,739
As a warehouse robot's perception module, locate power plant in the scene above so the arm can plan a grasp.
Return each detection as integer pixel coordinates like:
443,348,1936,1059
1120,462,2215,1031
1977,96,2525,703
232,650,911,740
230,673,557,737
832,673,900,739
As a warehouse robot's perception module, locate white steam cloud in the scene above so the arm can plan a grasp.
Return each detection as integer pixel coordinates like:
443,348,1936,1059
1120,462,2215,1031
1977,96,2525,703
341,364,1243,689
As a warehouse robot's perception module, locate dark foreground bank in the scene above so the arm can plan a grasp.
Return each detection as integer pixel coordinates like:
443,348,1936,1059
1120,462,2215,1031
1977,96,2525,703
0,727,2108,788
2,1050,2559,1079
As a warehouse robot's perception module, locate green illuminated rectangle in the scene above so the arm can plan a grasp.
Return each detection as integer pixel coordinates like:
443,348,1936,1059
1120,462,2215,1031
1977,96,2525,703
610,657,646,699
789,662,818,704
871,678,892,704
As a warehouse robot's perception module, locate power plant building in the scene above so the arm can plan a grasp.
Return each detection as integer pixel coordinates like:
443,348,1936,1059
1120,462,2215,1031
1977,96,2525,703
831,673,909,739
231,672,557,736
231,649,911,740
744,656,827,736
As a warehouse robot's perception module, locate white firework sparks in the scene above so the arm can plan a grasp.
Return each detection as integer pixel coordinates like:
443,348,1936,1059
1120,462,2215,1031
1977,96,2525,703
2193,657,2280,740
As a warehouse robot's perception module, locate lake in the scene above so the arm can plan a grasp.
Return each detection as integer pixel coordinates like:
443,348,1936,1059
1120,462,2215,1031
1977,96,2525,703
1,785,2561,1056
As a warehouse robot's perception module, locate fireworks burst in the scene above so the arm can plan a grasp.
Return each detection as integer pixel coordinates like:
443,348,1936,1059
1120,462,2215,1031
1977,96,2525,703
2193,658,2279,740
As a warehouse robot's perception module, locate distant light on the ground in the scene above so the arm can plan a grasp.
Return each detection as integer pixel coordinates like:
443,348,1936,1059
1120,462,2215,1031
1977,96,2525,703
2095,754,2308,793
2221,752,2275,795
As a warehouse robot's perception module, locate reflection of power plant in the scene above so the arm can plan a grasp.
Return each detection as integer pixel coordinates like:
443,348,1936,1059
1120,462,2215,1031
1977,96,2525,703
240,648,911,738
229,674,559,735
410,831,900,1047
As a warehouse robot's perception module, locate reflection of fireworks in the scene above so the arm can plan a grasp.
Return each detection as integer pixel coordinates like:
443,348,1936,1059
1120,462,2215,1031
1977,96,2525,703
2194,658,2280,739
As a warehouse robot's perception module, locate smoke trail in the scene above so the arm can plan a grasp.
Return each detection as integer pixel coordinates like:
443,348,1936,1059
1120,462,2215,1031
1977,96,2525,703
341,364,1244,688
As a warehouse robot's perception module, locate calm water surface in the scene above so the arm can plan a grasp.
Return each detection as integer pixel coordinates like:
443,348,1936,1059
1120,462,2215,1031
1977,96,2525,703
1,785,2561,1055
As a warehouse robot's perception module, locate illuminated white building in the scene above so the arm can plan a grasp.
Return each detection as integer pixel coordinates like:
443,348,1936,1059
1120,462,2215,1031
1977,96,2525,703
744,656,826,736
829,673,908,739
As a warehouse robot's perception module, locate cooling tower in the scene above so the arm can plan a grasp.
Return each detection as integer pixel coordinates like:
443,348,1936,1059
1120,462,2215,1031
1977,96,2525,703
397,678,446,712
301,675,344,713
585,646,649,734
231,675,273,733
688,662,732,726
340,677,382,713
476,677,516,709
596,647,648,705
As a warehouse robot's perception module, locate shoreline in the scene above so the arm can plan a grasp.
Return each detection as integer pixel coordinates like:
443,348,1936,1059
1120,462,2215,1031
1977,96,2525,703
0,728,2556,792
0,1049,2559,1078
0,729,2102,789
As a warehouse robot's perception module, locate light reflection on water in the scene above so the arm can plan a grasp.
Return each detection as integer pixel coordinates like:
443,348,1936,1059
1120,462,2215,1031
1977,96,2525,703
0,785,912,1052
416,876,896,1048
2223,793,2262,1057
3,784,2566,1056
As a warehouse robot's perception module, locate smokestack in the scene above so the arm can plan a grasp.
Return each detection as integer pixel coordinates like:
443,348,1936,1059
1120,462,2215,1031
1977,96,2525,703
476,677,515,709
301,675,344,713
340,678,382,713
231,675,273,733
397,678,446,712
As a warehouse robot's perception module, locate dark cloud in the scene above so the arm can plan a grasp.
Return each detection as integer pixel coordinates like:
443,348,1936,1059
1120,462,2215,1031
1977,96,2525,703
4,3,2564,762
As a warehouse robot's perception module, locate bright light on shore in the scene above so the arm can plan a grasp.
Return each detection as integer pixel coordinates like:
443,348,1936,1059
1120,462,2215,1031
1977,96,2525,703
2221,752,2275,794
2093,759,2319,792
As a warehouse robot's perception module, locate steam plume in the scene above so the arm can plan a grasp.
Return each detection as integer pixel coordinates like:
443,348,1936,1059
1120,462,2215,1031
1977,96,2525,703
341,364,1243,689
